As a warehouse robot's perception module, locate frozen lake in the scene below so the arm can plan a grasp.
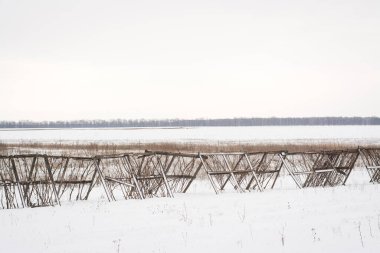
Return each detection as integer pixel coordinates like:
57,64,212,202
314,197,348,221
1,126,380,143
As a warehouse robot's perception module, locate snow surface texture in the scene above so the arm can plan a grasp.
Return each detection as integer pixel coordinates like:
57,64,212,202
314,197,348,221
1,127,380,252
1,170,379,253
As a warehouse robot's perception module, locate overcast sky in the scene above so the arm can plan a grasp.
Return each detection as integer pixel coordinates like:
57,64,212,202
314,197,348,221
1,0,379,121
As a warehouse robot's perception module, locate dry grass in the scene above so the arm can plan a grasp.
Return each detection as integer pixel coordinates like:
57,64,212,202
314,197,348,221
1,141,380,156
0,142,6,152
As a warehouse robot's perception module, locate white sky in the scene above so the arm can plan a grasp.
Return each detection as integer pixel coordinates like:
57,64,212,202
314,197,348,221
0,0,379,121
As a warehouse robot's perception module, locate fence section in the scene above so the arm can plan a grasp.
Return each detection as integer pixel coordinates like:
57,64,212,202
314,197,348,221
0,147,378,209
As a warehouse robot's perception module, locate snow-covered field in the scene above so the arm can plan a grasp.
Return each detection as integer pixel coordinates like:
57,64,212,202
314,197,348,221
0,170,379,253
1,126,380,252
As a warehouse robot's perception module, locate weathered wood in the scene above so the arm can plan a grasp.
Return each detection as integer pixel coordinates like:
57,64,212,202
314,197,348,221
244,154,264,191
199,155,219,194
84,161,99,200
10,158,26,208
122,156,144,199
155,155,174,198
44,156,61,206
279,154,302,189
56,157,70,196
0,148,377,209
183,162,203,193
104,176,135,187
222,154,244,193
93,159,115,201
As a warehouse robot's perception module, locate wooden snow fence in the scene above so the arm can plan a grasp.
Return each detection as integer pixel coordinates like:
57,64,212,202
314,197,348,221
0,151,202,209
358,148,380,183
199,152,284,194
281,149,359,188
0,148,379,209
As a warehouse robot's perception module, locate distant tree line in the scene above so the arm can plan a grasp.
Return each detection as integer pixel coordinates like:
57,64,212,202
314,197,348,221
0,117,380,128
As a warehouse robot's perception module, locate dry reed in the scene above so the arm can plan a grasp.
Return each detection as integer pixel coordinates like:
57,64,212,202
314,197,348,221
1,141,379,156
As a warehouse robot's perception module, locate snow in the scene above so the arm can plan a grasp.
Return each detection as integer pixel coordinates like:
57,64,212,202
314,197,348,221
1,127,380,252
1,169,379,253
1,126,380,143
